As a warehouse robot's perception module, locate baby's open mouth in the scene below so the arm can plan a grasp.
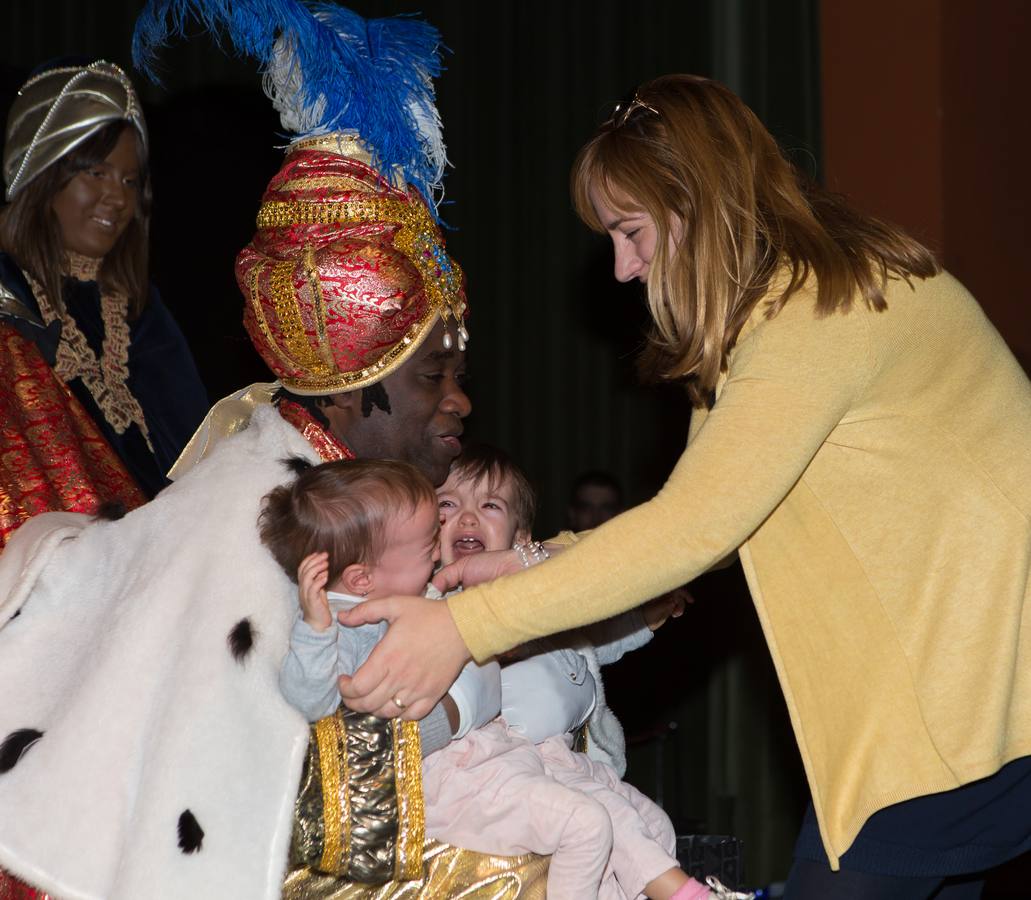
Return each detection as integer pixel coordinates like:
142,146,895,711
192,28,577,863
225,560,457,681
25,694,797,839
452,537,485,556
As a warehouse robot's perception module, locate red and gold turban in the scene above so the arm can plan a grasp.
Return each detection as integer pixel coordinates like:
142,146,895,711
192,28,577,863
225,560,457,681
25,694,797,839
236,136,468,396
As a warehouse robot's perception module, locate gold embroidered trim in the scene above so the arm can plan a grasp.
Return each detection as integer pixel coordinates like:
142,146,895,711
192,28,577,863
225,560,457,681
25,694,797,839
254,195,465,396
289,133,376,164
339,716,352,874
258,198,415,229
279,399,354,463
65,251,101,281
315,714,346,874
256,197,465,325
247,267,299,373
279,308,430,396
284,135,408,190
302,244,336,371
279,174,372,193
393,719,425,881
269,257,333,379
27,262,151,449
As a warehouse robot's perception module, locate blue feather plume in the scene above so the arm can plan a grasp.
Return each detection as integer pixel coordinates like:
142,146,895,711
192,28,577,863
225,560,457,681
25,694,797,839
132,0,448,210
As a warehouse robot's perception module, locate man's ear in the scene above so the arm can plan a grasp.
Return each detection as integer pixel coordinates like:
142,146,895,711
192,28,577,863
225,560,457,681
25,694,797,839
339,563,373,598
322,391,361,443
512,527,532,547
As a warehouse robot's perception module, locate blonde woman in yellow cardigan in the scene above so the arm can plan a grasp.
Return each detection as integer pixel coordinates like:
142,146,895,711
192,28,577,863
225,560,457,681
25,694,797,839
338,75,1031,899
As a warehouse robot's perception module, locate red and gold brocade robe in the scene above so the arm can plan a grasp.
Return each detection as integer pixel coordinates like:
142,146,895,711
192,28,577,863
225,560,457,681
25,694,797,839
0,322,145,550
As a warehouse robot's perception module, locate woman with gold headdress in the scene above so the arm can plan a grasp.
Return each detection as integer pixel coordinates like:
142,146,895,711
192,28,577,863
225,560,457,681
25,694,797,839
0,58,208,547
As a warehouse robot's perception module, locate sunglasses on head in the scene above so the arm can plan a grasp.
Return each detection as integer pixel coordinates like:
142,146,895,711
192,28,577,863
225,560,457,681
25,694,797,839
607,91,660,128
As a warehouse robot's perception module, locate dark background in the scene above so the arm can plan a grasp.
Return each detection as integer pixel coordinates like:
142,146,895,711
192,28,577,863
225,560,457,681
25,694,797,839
2,1,1028,891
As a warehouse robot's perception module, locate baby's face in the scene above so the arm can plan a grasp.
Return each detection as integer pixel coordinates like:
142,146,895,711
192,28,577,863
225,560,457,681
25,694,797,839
367,498,441,600
436,472,526,566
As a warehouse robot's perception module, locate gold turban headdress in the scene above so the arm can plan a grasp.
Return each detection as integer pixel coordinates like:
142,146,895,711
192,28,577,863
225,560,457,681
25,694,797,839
3,60,147,201
236,137,467,396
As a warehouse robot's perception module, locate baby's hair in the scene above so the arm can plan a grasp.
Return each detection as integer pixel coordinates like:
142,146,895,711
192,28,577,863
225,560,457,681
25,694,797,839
447,443,536,534
259,457,436,586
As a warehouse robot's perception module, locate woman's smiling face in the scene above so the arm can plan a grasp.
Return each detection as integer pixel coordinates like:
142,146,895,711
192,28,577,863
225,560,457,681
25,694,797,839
51,126,139,259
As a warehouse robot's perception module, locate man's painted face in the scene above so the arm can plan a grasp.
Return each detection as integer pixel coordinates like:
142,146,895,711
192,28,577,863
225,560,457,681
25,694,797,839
337,320,471,486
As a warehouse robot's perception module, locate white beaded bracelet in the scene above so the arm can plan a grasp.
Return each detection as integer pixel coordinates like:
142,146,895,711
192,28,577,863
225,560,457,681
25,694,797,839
513,540,551,568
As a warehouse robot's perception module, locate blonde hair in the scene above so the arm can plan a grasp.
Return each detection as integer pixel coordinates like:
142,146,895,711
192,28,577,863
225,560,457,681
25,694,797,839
571,74,939,407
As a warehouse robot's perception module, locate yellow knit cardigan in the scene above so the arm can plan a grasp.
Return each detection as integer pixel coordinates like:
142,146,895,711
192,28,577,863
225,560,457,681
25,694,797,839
450,270,1031,866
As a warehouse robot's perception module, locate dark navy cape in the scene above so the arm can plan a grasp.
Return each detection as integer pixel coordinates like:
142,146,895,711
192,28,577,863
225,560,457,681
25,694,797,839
0,252,209,497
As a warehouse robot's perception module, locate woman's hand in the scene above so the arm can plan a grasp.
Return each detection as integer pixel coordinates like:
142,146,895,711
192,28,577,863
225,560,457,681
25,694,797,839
432,541,566,594
431,548,523,593
298,552,333,631
641,587,691,631
336,594,472,720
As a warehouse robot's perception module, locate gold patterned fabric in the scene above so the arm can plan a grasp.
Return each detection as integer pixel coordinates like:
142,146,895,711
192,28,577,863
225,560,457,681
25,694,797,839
291,708,424,882
283,839,549,900
25,253,152,450
283,642,549,898
0,322,145,549
236,148,467,397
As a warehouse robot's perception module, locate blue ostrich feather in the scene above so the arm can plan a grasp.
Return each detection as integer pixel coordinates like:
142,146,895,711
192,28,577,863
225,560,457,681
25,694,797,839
132,0,448,210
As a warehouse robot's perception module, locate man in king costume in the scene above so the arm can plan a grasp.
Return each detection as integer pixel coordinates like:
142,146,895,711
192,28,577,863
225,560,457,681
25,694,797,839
0,1,553,897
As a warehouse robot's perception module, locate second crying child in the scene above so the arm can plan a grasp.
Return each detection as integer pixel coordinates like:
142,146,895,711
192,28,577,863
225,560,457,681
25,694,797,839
259,454,749,900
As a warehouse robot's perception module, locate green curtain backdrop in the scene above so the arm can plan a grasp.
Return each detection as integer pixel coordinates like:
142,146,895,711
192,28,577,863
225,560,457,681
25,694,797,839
0,0,820,885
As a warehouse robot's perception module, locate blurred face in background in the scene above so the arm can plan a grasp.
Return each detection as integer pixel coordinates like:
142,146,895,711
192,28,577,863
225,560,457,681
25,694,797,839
568,480,623,532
